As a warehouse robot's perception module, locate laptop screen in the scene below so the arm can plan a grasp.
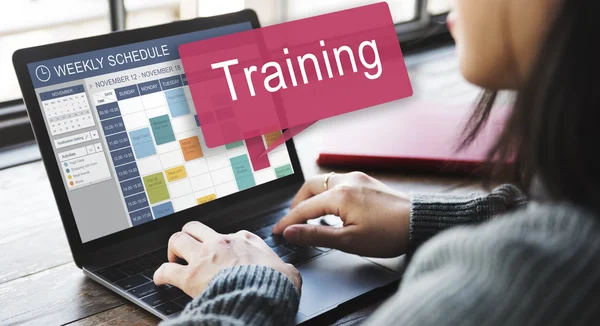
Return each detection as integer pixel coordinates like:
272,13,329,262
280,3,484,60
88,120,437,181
26,22,296,243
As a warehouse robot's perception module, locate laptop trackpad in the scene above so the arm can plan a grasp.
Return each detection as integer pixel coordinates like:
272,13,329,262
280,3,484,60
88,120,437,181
296,250,400,318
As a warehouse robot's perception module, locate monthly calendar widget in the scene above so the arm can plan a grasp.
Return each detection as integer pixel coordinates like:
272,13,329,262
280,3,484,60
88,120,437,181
40,85,95,136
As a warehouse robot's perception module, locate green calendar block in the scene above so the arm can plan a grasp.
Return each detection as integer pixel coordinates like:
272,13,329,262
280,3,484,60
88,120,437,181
275,164,293,178
149,114,176,145
225,141,244,149
143,172,170,204
230,154,256,190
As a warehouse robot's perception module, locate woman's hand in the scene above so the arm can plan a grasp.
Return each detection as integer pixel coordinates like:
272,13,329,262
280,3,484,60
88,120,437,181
154,221,302,298
272,172,411,258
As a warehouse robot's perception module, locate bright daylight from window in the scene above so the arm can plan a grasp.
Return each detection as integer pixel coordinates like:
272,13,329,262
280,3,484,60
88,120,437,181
0,0,180,103
0,0,450,104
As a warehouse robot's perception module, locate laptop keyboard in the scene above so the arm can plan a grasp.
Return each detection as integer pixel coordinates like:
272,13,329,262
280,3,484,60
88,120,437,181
97,250,190,315
96,217,331,316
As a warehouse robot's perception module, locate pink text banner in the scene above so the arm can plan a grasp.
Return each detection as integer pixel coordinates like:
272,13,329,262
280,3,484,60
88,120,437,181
179,2,413,155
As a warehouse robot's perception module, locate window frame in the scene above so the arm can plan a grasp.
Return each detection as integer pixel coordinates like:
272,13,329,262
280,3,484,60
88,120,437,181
109,0,127,31
396,0,430,41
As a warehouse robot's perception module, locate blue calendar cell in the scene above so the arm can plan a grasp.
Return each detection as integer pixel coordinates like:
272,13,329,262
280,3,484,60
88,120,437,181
120,177,145,197
96,102,121,120
115,162,140,182
152,201,174,219
106,132,131,151
130,207,153,226
129,127,156,159
165,88,190,118
101,116,126,136
110,146,135,166
125,192,149,212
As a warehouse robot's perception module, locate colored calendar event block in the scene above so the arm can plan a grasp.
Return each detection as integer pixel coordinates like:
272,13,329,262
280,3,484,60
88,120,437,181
130,127,156,159
264,131,282,148
152,202,174,218
225,141,244,150
165,88,190,118
197,194,216,204
143,172,170,204
275,164,293,178
150,115,176,145
245,136,270,171
179,136,203,161
230,154,256,190
165,166,187,182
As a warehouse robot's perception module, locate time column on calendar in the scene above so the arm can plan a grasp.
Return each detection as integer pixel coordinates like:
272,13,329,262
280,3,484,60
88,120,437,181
93,85,154,227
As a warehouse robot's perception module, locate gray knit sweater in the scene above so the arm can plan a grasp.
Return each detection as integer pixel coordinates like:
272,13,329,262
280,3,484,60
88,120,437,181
162,184,600,325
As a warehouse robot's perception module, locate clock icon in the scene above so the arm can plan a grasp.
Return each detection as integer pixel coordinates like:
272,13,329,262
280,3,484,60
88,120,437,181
35,65,51,82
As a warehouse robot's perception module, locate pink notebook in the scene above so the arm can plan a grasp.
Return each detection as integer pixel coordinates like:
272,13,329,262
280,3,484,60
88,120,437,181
316,103,509,176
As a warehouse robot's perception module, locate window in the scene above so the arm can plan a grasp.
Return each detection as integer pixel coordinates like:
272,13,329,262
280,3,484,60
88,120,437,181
252,0,452,43
125,0,182,29
0,0,451,105
284,0,418,23
428,0,452,15
0,0,186,156
0,1,110,103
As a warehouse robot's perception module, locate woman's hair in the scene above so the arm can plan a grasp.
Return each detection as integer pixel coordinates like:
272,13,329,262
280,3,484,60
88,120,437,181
461,1,600,212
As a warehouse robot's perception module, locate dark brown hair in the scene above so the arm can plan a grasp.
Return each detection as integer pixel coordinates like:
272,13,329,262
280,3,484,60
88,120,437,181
461,0,600,212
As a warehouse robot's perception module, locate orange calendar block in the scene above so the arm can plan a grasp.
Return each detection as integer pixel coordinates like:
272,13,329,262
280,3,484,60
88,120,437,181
264,131,282,148
179,136,203,161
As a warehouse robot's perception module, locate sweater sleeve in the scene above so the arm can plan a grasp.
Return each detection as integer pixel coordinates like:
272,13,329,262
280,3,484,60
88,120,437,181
362,203,600,326
408,183,526,252
160,265,299,326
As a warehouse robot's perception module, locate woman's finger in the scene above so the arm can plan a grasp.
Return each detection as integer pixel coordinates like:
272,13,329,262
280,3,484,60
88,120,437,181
282,224,352,249
167,231,203,263
182,221,220,243
273,189,342,234
290,173,342,208
153,262,188,288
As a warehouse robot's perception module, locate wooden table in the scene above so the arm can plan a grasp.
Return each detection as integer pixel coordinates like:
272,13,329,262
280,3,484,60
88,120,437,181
0,45,485,325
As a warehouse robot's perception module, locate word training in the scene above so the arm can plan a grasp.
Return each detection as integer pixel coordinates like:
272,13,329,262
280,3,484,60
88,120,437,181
211,40,382,101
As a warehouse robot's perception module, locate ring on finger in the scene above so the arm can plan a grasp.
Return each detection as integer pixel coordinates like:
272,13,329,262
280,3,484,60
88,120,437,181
324,172,335,191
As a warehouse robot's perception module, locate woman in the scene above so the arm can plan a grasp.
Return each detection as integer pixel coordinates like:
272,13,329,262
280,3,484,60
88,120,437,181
155,0,600,324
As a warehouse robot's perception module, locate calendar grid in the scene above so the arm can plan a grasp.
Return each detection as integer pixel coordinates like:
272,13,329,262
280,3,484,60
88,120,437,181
92,66,294,227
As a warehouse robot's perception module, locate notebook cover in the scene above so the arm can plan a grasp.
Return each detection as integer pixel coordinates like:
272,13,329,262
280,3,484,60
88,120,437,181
316,103,508,176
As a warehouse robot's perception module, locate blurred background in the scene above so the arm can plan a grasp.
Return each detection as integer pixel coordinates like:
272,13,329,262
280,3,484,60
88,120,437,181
0,0,451,168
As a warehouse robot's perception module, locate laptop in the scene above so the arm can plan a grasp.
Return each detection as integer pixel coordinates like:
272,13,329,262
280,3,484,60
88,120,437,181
12,9,401,324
